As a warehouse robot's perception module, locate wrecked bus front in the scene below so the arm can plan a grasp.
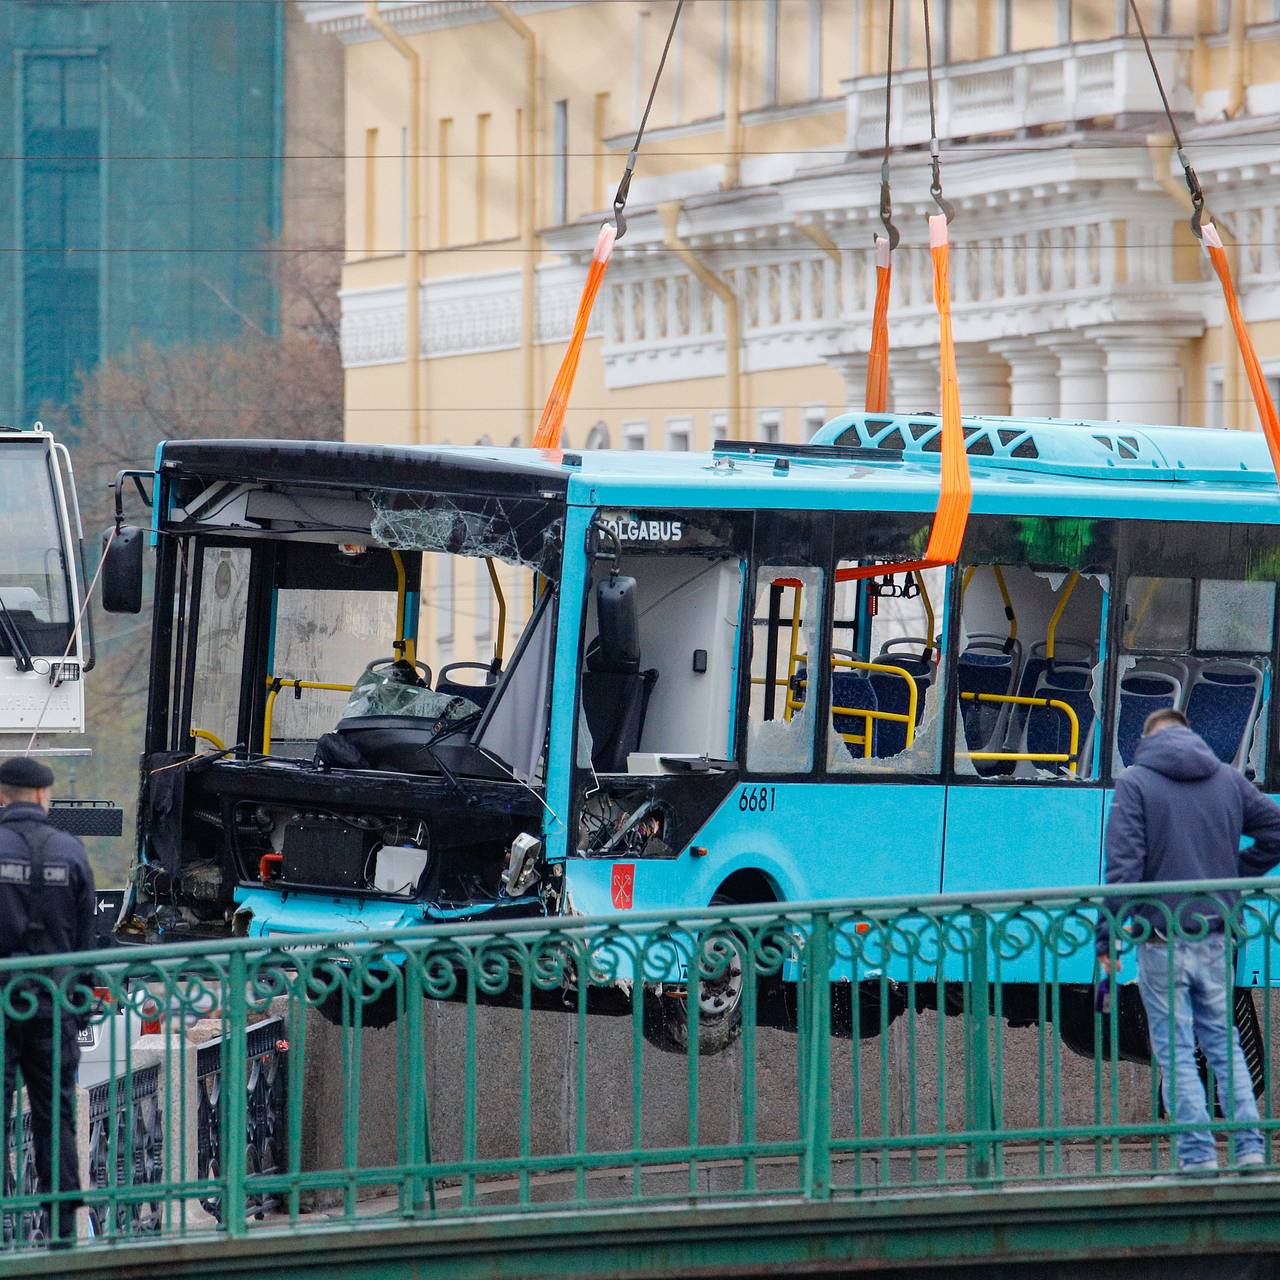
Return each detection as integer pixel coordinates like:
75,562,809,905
120,440,570,942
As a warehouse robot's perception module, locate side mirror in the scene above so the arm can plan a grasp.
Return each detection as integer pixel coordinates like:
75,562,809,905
592,575,640,673
102,526,144,614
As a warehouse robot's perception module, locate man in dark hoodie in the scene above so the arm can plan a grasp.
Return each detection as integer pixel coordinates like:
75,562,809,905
1101,708,1280,1174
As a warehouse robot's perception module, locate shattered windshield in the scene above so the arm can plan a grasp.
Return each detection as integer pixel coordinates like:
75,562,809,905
371,491,563,578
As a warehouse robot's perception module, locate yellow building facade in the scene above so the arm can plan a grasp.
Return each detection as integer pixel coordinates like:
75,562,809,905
301,0,1280,657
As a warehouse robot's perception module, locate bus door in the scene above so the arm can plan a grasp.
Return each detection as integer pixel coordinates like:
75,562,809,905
789,556,951,903
942,547,1111,901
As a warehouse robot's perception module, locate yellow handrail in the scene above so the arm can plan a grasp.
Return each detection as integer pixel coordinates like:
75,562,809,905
189,728,227,752
959,565,1017,650
485,557,507,665
959,691,1080,768
263,677,355,754
913,569,936,652
390,550,416,667
992,565,1017,644
1044,570,1080,661
778,655,920,757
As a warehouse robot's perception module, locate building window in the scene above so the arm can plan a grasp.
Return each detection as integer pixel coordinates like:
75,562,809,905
719,0,730,114
763,0,780,105
437,117,452,247
711,411,730,444
435,554,454,648
996,0,1013,53
623,421,649,450
21,54,101,422
364,127,378,256
399,126,408,253
757,409,783,444
1205,369,1280,431
807,0,823,97
803,405,827,439
475,560,493,647
476,113,490,242
553,99,569,225
585,421,611,450
666,418,693,451
593,93,610,209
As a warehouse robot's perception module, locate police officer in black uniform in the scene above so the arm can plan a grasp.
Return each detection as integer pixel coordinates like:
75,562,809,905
0,757,96,1245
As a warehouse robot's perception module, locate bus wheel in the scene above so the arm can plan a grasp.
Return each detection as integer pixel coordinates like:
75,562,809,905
662,893,746,1056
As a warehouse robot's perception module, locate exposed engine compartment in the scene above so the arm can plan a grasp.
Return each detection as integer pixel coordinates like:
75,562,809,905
126,756,548,941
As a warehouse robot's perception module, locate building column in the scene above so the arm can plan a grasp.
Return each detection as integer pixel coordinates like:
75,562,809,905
991,339,1060,418
1086,323,1199,426
1038,335,1106,422
889,352,941,416
956,347,1011,417
825,353,869,410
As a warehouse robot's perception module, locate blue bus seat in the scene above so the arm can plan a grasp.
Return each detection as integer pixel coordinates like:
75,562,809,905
1185,660,1264,767
1007,639,1094,746
1115,671,1181,767
832,670,878,759
1131,656,1191,707
957,635,1021,753
1023,667,1095,776
870,649,932,757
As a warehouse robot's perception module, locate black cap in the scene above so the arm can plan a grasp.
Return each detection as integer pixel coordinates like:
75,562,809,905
0,757,55,790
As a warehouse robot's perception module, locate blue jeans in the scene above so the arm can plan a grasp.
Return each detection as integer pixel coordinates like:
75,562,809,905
1137,934,1263,1169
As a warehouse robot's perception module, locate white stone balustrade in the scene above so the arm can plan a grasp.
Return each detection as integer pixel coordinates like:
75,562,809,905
844,36,1194,154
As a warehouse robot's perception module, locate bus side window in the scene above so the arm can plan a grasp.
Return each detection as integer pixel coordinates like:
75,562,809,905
826,565,945,773
953,564,1105,782
1114,575,1273,776
746,566,821,773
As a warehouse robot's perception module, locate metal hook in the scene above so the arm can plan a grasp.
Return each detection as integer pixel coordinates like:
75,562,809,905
1178,149,1205,241
930,149,955,225
612,162,634,242
878,162,900,251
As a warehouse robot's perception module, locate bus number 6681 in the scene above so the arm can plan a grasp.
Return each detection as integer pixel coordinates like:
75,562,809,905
738,785,777,814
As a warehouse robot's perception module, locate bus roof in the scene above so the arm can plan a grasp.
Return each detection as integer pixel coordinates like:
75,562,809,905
162,416,1280,526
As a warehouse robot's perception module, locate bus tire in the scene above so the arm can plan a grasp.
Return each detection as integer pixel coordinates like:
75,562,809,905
661,893,747,1056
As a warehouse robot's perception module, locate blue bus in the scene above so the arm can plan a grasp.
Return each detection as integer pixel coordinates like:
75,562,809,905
106,414,1280,1043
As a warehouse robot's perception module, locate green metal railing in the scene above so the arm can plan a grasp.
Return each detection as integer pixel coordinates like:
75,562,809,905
2,878,1279,1258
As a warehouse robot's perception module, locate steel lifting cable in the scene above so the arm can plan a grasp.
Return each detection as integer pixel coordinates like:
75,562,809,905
532,0,685,450
919,0,969,566
837,0,971,586
865,0,899,414
1129,0,1280,473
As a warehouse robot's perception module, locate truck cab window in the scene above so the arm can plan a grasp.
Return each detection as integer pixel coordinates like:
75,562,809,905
0,439,72,659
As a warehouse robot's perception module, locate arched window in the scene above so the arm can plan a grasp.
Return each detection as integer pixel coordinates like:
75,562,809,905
585,421,611,450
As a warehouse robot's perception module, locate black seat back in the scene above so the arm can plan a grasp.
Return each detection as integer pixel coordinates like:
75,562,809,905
582,669,657,772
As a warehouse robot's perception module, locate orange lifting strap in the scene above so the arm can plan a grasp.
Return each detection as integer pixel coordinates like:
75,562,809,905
1202,221,1280,475
531,223,615,451
864,235,892,414
836,214,971,585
